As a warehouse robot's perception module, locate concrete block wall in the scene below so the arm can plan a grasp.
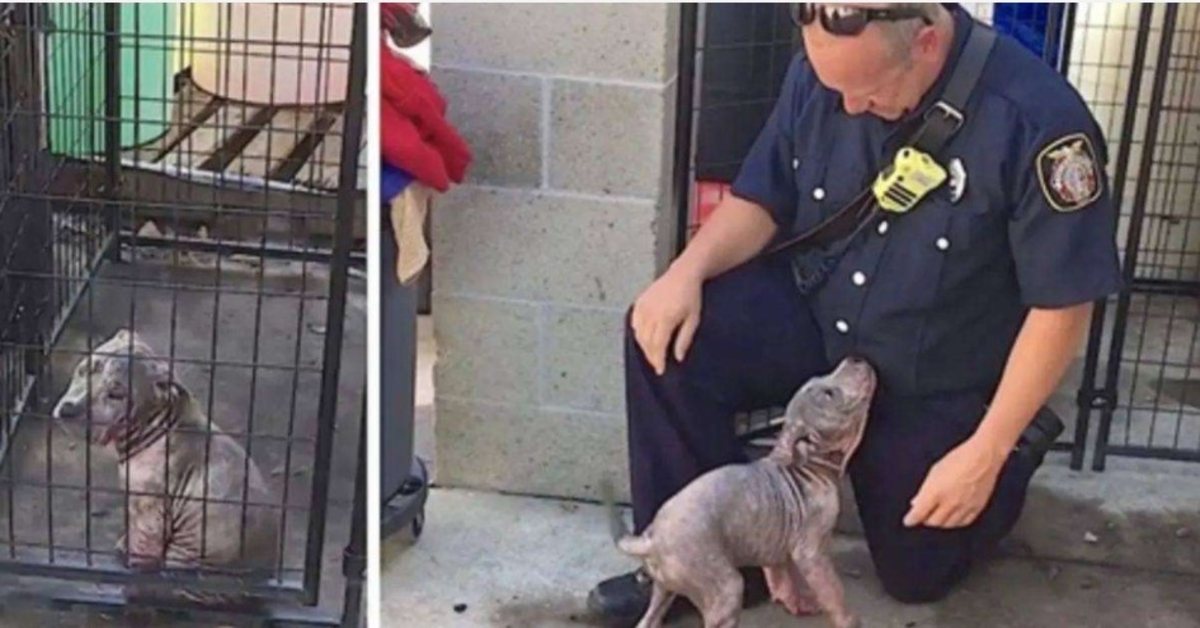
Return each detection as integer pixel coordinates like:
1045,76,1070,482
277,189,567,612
427,4,680,501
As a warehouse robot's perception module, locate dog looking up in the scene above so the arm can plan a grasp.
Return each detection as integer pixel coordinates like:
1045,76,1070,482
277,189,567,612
604,356,877,628
53,329,281,609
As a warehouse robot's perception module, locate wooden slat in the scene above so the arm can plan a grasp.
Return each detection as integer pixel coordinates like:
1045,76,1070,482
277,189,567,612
156,99,258,172
268,107,341,184
227,108,317,182
293,110,347,191
197,105,279,173
124,82,219,164
148,97,225,164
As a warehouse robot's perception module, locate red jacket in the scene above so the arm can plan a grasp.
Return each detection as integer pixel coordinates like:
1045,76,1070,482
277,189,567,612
380,41,472,193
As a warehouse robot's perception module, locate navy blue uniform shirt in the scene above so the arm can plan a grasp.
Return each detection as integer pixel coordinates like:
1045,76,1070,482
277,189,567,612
731,4,1123,398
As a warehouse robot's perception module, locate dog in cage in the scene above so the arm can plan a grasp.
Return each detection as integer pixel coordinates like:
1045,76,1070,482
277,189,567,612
51,329,281,610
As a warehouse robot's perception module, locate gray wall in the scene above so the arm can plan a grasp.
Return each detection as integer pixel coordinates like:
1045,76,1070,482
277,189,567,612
428,4,681,501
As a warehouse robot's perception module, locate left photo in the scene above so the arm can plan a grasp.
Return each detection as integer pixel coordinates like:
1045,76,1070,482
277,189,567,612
0,3,367,627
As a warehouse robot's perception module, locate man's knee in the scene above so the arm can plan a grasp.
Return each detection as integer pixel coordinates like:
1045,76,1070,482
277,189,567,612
871,542,967,604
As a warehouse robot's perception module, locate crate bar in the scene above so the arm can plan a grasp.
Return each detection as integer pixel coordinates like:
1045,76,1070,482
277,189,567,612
119,230,366,267
302,1,366,605
0,586,343,627
0,558,305,599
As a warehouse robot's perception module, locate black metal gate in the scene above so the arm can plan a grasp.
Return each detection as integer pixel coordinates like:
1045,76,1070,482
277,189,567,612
1076,3,1200,471
0,3,365,626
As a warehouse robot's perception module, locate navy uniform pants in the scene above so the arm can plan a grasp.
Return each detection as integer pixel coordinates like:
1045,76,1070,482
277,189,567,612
625,258,1038,603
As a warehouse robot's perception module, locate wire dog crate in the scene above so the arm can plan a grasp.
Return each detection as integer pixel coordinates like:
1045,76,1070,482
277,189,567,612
0,3,365,626
1068,3,1200,470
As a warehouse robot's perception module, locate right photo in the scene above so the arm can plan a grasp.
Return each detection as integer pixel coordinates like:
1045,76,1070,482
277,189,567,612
379,3,1200,628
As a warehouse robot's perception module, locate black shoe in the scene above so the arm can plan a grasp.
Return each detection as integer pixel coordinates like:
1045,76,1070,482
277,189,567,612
586,567,771,626
1015,406,1065,467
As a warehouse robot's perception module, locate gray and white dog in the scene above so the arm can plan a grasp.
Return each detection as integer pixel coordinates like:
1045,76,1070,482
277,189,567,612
53,329,281,608
606,356,876,628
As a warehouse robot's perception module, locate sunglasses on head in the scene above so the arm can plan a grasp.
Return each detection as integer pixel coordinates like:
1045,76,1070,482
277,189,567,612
791,3,933,36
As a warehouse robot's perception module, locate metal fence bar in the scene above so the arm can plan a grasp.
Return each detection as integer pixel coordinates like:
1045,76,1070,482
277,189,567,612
1071,2,1155,472
303,0,366,606
1092,3,1178,471
671,3,698,259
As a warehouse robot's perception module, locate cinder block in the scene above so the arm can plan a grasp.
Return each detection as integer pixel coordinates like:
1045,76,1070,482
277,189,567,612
430,67,543,188
434,397,630,502
549,80,668,198
430,3,675,83
430,294,540,406
542,305,626,415
430,186,657,307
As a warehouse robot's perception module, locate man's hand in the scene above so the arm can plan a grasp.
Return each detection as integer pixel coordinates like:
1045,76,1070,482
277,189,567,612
630,267,704,376
903,435,1008,529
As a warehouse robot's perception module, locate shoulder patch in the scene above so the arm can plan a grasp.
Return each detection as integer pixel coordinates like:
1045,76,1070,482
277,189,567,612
1036,133,1102,212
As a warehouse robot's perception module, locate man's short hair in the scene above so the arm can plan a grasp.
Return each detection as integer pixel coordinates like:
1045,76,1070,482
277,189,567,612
878,3,944,59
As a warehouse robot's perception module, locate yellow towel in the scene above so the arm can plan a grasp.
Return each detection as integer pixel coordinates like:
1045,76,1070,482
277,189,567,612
391,183,432,284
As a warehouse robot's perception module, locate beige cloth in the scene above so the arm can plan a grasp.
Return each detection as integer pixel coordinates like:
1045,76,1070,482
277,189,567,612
391,183,432,284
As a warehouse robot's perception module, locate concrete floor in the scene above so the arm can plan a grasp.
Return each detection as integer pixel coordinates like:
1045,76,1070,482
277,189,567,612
382,488,1200,628
0,252,366,626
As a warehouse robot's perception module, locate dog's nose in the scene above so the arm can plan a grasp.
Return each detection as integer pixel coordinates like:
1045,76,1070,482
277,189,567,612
844,356,864,367
55,400,81,420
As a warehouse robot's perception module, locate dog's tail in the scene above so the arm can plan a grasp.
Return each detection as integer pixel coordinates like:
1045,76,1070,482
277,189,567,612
599,477,653,557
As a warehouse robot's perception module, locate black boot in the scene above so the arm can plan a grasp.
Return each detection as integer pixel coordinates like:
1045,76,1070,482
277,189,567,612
1014,406,1065,468
586,566,771,626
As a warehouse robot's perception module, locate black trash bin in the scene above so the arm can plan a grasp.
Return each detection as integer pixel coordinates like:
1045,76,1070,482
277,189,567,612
380,204,429,540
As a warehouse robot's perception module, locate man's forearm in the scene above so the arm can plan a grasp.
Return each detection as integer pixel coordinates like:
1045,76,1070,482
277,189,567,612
971,303,1094,459
668,195,780,282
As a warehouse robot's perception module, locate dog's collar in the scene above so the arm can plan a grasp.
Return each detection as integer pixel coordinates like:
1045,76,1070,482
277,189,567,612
113,384,188,462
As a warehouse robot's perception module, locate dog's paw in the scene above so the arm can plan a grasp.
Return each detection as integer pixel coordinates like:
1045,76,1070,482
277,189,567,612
763,565,821,616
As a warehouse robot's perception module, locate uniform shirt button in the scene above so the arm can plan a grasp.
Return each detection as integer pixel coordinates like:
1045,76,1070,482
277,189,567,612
792,157,800,170
852,271,866,286
877,220,889,235
936,237,950,251
835,319,850,333
812,187,826,201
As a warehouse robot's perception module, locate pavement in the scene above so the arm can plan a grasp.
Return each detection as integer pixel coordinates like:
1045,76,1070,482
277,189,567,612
381,488,1200,628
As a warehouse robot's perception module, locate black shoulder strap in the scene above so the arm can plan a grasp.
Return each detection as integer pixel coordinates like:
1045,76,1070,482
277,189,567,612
765,20,997,259
910,23,997,156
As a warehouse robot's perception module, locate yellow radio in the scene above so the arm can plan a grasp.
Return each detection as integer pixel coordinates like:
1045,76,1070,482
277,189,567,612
872,147,948,213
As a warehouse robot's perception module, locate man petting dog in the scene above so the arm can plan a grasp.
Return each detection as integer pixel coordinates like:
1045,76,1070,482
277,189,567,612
588,3,1121,624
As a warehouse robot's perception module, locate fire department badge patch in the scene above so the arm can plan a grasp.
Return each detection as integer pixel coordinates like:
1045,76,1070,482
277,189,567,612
1037,133,1102,212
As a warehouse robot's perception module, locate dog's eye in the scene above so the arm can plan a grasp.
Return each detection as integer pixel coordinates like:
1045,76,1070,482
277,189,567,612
107,389,126,400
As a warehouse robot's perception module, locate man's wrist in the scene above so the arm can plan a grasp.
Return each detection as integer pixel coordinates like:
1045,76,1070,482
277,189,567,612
973,411,1029,461
667,255,708,284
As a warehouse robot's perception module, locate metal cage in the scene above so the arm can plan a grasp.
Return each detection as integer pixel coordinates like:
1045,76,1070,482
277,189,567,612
0,3,365,626
1071,3,1200,470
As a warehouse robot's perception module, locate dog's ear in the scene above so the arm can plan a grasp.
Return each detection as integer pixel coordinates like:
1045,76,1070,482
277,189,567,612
144,358,174,393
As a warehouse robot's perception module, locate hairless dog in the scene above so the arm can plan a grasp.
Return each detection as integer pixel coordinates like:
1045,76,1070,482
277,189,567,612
604,356,876,628
53,329,280,610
